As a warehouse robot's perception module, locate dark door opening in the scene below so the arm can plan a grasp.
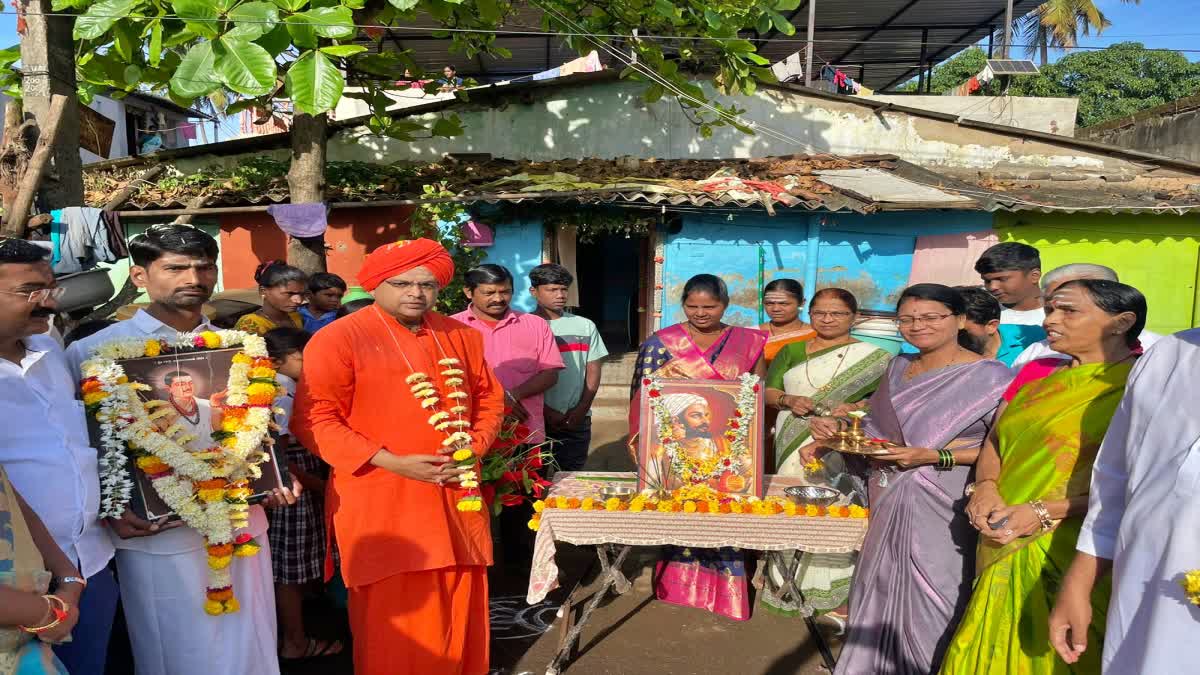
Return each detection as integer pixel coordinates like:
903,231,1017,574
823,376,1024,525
574,233,645,353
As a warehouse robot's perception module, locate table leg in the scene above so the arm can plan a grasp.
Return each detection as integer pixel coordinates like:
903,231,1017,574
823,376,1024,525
769,551,838,672
545,544,632,675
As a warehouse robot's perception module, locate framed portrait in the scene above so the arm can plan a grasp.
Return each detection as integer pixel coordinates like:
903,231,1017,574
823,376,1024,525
636,377,765,497
89,347,290,521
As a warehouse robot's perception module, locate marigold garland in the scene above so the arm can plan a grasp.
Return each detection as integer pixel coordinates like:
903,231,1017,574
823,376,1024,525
1181,569,1200,607
80,329,276,616
526,487,868,531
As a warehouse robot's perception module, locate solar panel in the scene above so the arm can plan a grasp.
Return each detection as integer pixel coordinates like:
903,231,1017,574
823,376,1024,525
987,59,1040,76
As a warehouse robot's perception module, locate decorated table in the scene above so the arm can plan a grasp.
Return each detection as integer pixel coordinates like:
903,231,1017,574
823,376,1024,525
527,472,869,674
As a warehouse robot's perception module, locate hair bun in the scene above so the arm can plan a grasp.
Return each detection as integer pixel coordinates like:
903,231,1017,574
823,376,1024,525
254,260,282,284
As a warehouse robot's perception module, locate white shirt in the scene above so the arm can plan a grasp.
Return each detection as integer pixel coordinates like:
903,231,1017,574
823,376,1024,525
1010,329,1165,370
1000,306,1045,325
1076,328,1200,673
0,334,114,577
66,310,268,555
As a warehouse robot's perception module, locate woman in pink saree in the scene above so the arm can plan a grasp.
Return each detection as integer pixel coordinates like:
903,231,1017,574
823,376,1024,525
628,274,766,620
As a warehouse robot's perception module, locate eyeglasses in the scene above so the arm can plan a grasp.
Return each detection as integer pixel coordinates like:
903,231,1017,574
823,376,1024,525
895,313,954,327
0,287,66,304
385,280,439,292
810,311,853,320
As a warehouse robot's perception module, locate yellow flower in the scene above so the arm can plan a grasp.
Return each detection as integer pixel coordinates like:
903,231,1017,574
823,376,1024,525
683,501,697,513
207,555,233,570
527,516,541,531
421,398,440,409
604,497,620,511
144,340,162,357
224,597,240,613
554,496,569,510
656,500,674,513
629,497,646,513
245,382,276,399
250,366,275,379
848,504,868,519
728,502,743,514
581,497,596,511
234,542,261,557
783,502,798,516
532,500,545,513
82,391,109,406
405,372,429,384
444,377,464,387
706,500,721,514
232,352,253,365
805,504,820,517
452,448,474,462
451,405,468,414
204,600,225,616
438,358,460,366
199,331,222,348
441,368,464,377
1182,570,1200,604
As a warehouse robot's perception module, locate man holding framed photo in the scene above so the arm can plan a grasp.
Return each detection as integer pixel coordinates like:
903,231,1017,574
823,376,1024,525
67,225,293,675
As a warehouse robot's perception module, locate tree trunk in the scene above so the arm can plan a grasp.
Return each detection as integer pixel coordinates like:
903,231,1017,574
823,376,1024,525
1040,42,1049,66
285,112,328,274
19,0,83,210
2,94,69,237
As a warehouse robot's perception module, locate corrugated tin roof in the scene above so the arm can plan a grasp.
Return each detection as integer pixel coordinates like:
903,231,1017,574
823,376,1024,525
92,154,1200,216
356,0,1043,90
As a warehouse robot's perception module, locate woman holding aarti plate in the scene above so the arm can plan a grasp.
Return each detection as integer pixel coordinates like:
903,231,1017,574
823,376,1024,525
817,284,1012,675
628,274,766,621
760,287,890,624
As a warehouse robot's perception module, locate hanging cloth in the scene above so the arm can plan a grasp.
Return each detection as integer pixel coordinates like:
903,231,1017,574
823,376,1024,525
267,203,328,239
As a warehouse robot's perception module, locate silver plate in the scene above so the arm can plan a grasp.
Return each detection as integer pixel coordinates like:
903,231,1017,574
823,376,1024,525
783,485,840,506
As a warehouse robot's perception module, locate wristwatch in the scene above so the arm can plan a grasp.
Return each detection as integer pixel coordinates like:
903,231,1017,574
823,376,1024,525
56,576,87,589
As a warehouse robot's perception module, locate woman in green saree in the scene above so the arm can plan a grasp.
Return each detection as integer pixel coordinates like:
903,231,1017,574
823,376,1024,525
761,288,890,620
941,279,1147,675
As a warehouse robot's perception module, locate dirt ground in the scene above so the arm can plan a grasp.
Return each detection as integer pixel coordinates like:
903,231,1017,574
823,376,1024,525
106,416,837,675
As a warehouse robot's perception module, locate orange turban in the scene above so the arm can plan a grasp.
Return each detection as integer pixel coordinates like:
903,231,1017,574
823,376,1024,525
358,238,455,291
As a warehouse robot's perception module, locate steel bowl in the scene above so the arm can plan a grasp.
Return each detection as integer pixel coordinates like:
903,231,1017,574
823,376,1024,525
784,485,841,507
598,484,636,502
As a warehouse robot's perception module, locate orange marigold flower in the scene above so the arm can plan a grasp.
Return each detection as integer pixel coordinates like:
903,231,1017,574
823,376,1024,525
251,358,274,369
565,497,581,509
81,379,102,393
206,587,233,602
718,503,732,514
696,501,710,514
207,544,234,557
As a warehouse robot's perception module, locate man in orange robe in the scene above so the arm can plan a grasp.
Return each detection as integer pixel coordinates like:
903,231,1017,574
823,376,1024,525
291,239,504,675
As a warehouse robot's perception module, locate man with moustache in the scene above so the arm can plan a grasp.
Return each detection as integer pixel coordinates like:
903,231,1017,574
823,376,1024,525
452,264,563,443
67,225,286,675
0,239,114,673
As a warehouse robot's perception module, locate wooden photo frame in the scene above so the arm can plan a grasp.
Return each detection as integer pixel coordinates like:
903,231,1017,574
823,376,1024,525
636,377,765,497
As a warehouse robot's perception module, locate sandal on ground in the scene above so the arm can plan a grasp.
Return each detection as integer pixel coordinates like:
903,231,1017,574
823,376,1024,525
279,637,345,662
816,611,847,636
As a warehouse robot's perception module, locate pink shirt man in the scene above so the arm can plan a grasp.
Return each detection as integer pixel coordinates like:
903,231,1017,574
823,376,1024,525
451,308,563,442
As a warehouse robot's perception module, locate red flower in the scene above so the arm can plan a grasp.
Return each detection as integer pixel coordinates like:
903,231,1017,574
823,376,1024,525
734,410,743,417
524,455,544,470
730,421,740,429
531,482,547,498
234,533,252,545
723,459,732,466
500,493,524,507
649,390,661,398
752,385,760,392
642,378,651,386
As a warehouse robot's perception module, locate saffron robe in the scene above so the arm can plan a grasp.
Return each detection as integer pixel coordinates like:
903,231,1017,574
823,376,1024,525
291,306,504,675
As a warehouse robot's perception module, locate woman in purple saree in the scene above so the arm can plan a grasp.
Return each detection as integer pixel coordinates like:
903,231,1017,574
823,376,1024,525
830,285,1012,675
629,275,766,620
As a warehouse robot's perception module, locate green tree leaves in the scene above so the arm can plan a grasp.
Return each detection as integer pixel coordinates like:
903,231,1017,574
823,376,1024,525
285,50,343,115
216,38,277,97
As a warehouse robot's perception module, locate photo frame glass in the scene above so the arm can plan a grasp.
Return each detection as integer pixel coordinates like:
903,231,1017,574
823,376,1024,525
90,347,290,521
636,377,765,497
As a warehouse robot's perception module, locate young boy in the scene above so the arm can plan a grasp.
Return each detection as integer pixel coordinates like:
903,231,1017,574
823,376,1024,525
528,264,608,472
974,242,1047,350
300,272,346,333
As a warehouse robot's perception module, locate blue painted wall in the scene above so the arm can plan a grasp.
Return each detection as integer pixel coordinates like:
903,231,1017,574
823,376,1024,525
482,215,543,312
660,210,994,328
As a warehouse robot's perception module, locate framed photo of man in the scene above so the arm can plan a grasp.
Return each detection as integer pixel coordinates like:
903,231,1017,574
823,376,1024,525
89,348,290,521
636,377,765,498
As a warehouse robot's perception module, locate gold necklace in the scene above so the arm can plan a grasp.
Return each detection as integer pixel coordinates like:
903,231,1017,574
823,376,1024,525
803,341,851,394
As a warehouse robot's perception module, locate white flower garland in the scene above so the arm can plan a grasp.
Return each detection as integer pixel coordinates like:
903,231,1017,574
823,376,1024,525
80,329,276,615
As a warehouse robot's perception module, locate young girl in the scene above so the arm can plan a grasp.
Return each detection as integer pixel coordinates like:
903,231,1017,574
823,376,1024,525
263,327,343,662
235,261,308,335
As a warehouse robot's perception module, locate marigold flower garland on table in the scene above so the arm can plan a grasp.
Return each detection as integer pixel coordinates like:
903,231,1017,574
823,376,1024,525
526,483,868,531
645,373,758,490
81,330,275,616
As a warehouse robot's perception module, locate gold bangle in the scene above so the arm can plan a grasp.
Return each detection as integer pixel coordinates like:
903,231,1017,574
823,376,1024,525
1029,500,1054,532
19,595,68,633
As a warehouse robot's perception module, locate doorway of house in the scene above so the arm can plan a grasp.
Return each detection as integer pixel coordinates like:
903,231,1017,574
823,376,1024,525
574,233,646,353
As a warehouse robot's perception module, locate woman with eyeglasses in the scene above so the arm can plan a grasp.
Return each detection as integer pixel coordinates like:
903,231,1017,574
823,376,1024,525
234,261,308,336
829,284,1013,675
761,288,890,624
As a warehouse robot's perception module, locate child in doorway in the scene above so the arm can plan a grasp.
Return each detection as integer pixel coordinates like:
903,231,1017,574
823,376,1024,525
263,327,344,663
529,263,608,472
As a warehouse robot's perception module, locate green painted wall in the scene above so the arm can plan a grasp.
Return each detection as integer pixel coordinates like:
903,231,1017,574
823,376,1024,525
996,212,1200,334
